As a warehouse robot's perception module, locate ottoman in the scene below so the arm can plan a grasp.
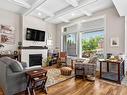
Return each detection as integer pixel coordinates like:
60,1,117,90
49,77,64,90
60,67,72,76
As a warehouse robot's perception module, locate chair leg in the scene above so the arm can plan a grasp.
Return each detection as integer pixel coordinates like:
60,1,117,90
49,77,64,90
83,68,85,80
41,78,47,94
31,81,36,95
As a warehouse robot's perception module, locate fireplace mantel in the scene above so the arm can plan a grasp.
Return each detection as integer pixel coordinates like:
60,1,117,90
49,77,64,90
21,46,48,49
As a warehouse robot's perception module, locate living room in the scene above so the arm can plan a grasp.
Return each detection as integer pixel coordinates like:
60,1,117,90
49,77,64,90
0,0,127,95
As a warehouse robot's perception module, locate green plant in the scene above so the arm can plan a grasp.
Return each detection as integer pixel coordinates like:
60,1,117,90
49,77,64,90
82,36,103,51
82,36,103,58
43,56,52,66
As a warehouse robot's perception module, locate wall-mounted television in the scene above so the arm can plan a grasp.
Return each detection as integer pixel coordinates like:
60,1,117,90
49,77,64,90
26,28,45,41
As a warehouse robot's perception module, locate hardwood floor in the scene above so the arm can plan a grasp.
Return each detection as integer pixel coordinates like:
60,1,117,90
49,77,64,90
36,78,127,95
0,88,3,95
1,78,126,95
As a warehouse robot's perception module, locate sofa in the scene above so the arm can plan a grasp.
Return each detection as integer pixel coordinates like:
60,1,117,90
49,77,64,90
0,57,41,95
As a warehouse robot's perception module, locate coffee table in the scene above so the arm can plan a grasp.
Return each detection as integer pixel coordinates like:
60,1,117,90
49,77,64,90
25,68,47,95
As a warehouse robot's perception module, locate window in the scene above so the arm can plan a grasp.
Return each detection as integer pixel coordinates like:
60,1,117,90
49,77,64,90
81,30,104,58
63,33,77,56
62,18,105,58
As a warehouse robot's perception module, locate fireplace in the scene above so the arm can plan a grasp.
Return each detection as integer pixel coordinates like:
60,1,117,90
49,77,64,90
29,54,42,67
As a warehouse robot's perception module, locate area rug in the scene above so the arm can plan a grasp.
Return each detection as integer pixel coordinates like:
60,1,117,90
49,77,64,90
46,68,74,87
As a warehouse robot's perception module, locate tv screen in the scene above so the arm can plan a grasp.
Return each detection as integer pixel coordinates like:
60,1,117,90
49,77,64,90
26,28,45,41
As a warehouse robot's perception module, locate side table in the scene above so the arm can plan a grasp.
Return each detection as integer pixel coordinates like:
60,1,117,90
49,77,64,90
99,60,125,84
25,68,47,95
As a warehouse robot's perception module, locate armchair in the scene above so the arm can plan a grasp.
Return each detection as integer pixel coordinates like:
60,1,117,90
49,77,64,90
0,57,41,95
84,56,98,78
57,52,67,67
75,56,98,80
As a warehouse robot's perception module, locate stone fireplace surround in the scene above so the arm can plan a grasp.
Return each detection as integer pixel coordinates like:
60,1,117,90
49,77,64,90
21,47,48,67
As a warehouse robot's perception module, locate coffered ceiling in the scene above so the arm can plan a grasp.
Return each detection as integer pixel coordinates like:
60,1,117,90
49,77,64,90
0,0,114,24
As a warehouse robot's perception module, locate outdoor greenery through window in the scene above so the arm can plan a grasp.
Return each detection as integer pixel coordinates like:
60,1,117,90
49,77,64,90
81,30,104,58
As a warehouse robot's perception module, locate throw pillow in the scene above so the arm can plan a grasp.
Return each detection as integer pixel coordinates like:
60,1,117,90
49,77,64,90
9,59,23,72
83,60,89,64
89,56,97,64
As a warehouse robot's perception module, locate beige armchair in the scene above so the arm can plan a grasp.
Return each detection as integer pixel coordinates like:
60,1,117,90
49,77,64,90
75,56,98,80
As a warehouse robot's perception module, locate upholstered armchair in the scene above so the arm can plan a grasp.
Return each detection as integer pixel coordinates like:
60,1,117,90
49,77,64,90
75,62,85,79
0,57,41,95
84,56,98,79
57,52,67,67
75,56,98,80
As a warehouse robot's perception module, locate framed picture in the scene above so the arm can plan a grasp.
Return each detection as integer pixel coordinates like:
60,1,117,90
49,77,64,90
48,33,52,40
0,24,15,44
110,37,119,47
0,25,15,34
0,34,15,44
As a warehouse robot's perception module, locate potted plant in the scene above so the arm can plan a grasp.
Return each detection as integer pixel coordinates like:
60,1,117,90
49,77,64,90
43,56,52,67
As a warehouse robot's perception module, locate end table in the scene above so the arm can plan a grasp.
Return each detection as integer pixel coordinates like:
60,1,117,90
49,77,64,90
25,68,47,95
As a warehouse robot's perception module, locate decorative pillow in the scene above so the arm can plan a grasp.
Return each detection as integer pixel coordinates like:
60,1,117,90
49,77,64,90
83,60,89,64
9,59,23,72
88,56,97,64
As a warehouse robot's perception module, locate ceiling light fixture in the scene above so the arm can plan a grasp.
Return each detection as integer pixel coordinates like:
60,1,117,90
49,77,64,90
79,9,92,16
71,13,75,16
65,0,79,7
8,0,31,9
37,8,54,17
38,12,42,16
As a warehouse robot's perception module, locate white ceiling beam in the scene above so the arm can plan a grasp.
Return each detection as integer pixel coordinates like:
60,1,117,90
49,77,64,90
112,0,127,16
45,0,97,21
23,0,47,16
65,0,79,7
37,9,54,17
8,0,31,9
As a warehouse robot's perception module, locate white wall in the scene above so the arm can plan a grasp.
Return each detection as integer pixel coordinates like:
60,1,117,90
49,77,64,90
22,16,56,49
125,16,127,55
56,7,125,54
0,8,21,51
125,16,127,73
105,8,125,54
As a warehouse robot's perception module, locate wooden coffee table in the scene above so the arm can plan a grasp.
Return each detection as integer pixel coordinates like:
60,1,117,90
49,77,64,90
25,68,47,95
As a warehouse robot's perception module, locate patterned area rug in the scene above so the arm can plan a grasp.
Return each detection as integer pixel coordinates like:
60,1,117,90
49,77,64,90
46,68,74,87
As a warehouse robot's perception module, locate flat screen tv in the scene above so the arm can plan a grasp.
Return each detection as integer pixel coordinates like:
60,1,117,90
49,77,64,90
26,28,45,41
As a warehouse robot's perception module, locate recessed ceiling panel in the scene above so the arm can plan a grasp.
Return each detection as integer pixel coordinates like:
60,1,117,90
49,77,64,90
46,0,114,24
81,0,114,13
37,0,69,13
61,10,85,20
0,0,26,14
25,0,37,5
30,10,47,19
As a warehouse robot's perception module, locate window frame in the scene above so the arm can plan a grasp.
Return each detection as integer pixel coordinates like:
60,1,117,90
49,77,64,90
62,32,78,57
